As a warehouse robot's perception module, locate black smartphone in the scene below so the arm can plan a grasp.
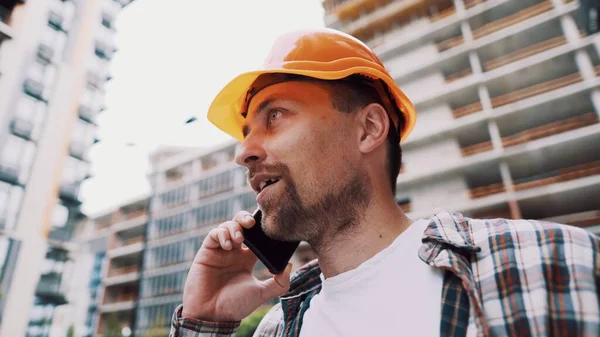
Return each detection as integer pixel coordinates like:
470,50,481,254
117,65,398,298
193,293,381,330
242,207,300,274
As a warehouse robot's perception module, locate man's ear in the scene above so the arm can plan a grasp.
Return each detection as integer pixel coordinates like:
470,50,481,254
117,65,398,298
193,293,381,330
356,103,389,154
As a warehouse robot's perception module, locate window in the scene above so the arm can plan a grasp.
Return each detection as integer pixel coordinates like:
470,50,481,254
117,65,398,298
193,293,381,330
15,95,46,140
28,57,56,92
1,135,36,180
40,24,67,58
51,203,69,228
71,119,96,147
0,182,23,230
61,156,89,185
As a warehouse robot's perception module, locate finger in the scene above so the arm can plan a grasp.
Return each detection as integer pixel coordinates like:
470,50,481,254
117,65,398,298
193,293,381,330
232,210,255,229
203,228,223,249
260,263,292,302
219,221,244,245
216,228,232,250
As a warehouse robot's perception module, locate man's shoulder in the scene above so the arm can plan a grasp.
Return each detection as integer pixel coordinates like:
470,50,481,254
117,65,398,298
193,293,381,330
429,209,599,258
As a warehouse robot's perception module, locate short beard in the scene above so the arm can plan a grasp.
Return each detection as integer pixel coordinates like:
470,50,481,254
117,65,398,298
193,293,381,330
261,168,372,246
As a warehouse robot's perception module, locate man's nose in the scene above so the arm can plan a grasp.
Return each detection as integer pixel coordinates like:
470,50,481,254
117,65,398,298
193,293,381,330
235,135,266,167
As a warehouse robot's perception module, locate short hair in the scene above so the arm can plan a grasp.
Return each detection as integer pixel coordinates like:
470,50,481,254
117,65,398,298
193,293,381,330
325,76,403,195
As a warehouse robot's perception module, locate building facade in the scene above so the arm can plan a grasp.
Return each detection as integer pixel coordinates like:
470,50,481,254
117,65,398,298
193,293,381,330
323,0,600,232
0,0,132,336
134,145,316,337
71,195,148,337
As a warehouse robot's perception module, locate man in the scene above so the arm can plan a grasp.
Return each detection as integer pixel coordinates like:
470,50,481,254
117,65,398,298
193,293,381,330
169,28,599,337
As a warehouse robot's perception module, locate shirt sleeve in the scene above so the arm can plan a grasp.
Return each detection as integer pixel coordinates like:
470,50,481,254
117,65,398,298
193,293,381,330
169,304,240,337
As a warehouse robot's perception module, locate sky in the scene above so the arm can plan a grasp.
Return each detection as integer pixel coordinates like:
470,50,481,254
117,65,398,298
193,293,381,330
80,0,326,216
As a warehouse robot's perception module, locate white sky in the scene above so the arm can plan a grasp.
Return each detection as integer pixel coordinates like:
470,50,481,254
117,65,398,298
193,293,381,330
80,0,326,216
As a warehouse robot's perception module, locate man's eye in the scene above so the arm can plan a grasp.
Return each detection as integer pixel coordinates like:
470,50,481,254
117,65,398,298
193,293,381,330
269,110,281,121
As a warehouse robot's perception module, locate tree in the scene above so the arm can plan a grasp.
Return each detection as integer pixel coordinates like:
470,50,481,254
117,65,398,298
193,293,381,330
104,313,121,337
66,325,75,337
235,306,272,337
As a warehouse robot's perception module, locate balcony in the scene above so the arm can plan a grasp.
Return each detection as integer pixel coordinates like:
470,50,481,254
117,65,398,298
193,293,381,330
483,35,568,72
502,113,599,148
60,182,81,204
107,236,144,259
100,292,137,313
452,67,595,119
471,1,553,40
47,11,64,31
348,0,454,42
329,0,381,22
37,43,54,63
70,142,89,161
10,118,34,140
87,71,104,88
469,183,506,199
36,273,68,305
0,163,20,185
95,40,114,60
513,160,600,192
78,104,96,124
104,266,141,286
23,79,46,101
110,235,144,250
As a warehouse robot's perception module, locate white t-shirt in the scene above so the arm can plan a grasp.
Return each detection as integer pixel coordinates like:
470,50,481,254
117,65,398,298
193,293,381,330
298,219,444,337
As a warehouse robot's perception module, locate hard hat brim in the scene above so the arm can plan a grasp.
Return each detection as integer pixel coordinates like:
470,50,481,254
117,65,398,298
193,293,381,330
207,63,417,143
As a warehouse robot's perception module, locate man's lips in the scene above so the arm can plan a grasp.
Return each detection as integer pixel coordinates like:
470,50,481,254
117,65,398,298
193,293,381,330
256,179,281,205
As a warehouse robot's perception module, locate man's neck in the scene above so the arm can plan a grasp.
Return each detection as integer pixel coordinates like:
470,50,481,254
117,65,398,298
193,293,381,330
309,197,413,279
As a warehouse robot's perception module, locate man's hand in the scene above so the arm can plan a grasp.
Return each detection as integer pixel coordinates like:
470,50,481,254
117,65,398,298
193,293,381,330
182,211,293,322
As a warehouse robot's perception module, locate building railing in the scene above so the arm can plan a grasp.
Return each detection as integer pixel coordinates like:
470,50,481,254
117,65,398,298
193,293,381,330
484,35,568,71
464,0,488,9
469,183,506,199
452,101,483,118
437,1,552,53
111,236,144,250
108,265,139,277
104,292,137,305
468,160,600,199
472,1,553,40
461,141,494,157
430,6,456,22
445,68,473,83
453,65,600,119
502,113,598,147
437,35,464,52
514,160,600,191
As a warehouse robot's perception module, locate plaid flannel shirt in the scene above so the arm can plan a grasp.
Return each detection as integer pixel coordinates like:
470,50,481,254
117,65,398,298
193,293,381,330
169,210,600,337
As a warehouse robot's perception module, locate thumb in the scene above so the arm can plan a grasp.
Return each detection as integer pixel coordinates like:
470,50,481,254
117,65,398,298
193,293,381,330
260,263,293,302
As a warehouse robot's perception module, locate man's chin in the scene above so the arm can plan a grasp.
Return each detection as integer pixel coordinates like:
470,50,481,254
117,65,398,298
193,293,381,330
262,214,298,242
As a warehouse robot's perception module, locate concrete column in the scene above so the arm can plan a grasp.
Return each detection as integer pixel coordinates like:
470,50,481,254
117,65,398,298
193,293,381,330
575,50,596,82
590,90,600,119
461,21,473,42
499,162,522,219
478,85,493,111
487,120,503,151
560,15,581,44
454,0,466,14
469,51,483,74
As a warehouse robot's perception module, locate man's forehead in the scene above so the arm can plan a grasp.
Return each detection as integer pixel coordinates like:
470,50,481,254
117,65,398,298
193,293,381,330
246,81,323,117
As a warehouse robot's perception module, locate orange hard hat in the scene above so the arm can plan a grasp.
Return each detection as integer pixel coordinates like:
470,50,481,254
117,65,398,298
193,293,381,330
207,28,417,143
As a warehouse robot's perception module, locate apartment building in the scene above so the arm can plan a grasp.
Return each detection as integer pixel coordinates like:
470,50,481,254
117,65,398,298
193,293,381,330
322,0,600,232
134,145,316,336
0,0,132,336
71,195,148,337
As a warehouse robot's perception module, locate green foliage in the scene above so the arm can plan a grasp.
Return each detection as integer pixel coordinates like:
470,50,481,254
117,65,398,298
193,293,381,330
104,313,121,337
66,325,75,337
235,306,272,337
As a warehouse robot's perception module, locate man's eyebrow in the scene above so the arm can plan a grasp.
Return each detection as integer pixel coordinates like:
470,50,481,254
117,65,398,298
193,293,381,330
242,98,275,138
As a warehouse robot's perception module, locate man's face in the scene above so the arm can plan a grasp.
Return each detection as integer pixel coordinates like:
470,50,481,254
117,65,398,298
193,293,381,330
235,80,371,243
